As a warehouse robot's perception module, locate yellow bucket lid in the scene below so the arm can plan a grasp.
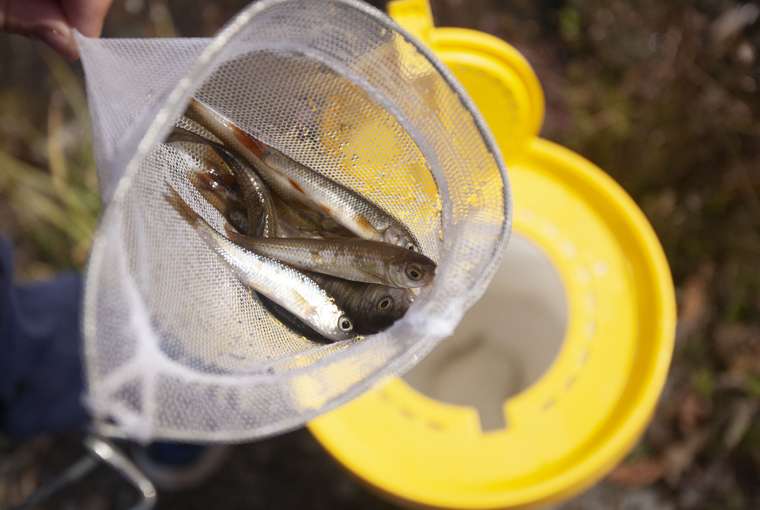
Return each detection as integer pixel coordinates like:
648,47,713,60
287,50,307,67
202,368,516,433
309,2,676,508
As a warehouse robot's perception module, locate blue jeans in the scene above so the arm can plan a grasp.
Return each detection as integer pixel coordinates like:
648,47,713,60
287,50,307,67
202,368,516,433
0,238,89,438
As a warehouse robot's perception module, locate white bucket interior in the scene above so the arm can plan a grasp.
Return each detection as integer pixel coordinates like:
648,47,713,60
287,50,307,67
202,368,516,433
403,234,568,431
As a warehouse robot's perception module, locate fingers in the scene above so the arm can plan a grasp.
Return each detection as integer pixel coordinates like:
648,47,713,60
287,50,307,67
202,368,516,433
0,0,78,59
0,0,114,60
61,0,113,38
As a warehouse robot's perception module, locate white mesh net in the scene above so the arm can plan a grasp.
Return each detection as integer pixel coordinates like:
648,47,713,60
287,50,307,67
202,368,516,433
77,0,511,443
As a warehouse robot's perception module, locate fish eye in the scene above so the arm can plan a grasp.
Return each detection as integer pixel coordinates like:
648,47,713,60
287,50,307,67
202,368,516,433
406,263,423,281
338,315,353,332
377,296,394,314
406,243,417,251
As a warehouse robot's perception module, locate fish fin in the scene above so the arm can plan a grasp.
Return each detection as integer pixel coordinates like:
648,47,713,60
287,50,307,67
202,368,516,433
224,221,241,235
354,214,375,234
223,222,236,237
354,267,387,285
224,223,248,242
163,183,201,228
289,179,306,195
165,126,207,145
316,231,344,239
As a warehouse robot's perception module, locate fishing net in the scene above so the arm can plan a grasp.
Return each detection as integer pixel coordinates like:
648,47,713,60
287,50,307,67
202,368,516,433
77,0,511,443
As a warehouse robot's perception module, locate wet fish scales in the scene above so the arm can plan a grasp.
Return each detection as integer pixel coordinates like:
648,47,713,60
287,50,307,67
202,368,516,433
168,127,279,238
225,230,436,288
163,184,355,342
185,99,419,250
184,99,323,216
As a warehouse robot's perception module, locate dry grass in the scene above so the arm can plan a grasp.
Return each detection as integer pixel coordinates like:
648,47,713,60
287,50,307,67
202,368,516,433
1,0,759,508
0,47,99,280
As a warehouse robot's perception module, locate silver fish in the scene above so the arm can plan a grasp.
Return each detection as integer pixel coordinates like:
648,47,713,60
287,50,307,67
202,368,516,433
163,184,355,342
168,130,336,341
277,219,326,239
188,171,330,341
184,98,420,251
184,99,322,215
167,126,279,238
225,229,436,288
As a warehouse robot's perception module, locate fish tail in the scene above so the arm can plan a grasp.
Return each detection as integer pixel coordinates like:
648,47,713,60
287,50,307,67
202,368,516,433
163,183,202,228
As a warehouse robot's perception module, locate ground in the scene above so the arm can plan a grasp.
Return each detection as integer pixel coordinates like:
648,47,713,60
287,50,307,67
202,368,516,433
1,0,759,508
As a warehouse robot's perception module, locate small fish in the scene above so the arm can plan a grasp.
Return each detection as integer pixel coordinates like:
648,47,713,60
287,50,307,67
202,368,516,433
167,126,279,237
251,140,420,250
225,229,436,288
184,170,331,341
305,271,415,335
163,183,355,342
185,98,420,250
184,99,322,216
188,172,330,341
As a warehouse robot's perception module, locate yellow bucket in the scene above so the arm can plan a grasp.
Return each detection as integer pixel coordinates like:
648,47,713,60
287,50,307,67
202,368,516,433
308,1,677,508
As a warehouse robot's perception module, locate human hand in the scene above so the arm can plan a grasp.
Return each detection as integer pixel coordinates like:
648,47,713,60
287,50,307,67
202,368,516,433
0,0,113,60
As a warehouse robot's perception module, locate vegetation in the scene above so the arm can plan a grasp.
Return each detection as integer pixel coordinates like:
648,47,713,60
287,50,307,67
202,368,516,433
1,0,759,508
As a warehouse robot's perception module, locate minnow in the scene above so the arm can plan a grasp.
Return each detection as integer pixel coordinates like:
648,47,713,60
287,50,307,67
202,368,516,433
163,184,355,342
225,228,436,288
166,127,279,238
184,98,420,250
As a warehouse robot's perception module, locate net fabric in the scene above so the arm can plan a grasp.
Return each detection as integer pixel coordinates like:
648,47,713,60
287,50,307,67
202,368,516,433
78,0,511,443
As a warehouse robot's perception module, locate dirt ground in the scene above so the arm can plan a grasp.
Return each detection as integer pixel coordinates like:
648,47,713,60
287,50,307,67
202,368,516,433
1,0,760,508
